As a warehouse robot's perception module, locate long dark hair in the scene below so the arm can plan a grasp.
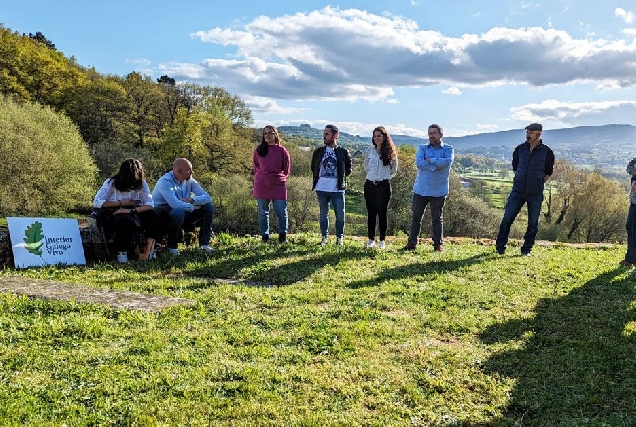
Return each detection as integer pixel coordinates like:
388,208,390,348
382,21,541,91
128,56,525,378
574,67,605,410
373,126,397,166
110,158,145,191
257,125,281,157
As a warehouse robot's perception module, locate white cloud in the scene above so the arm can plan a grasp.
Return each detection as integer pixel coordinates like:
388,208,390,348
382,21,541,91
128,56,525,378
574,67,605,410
443,87,462,95
510,99,636,127
476,124,499,131
615,7,635,24
242,96,307,115
125,58,151,65
154,7,636,102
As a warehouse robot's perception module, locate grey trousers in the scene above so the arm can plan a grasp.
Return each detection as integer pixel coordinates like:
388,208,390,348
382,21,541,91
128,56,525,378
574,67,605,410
407,193,446,246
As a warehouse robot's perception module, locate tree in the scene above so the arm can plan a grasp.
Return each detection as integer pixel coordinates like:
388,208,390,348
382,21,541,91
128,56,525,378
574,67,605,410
121,72,164,147
0,96,96,215
551,160,587,225
28,31,56,50
563,173,627,242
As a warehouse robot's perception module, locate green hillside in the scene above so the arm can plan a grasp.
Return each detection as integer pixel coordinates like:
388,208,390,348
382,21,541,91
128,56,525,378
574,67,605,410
1,236,634,425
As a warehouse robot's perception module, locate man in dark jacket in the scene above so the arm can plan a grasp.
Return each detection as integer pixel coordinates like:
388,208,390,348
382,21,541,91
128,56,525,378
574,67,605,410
311,124,352,245
496,123,555,256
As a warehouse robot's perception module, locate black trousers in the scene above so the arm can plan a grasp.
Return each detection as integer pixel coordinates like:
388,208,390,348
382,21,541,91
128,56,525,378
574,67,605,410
364,179,392,240
102,210,161,252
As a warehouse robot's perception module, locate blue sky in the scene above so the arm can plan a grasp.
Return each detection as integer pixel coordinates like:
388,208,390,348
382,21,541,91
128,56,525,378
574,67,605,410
3,0,636,137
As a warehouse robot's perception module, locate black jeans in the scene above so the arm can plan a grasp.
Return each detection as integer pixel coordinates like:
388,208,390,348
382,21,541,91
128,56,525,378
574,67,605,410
364,179,392,240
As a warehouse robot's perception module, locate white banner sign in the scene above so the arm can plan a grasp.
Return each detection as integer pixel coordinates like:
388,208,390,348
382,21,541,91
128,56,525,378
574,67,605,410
7,217,86,269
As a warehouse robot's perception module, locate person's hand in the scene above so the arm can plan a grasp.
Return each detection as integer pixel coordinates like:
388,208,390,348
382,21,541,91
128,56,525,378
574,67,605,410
120,198,134,207
179,197,194,204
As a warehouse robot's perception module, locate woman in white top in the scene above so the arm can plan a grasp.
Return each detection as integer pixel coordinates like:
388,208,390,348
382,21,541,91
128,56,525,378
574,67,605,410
364,126,398,249
93,158,160,262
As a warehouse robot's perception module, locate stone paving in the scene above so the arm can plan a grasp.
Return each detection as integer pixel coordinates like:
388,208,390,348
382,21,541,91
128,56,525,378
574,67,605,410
0,275,196,312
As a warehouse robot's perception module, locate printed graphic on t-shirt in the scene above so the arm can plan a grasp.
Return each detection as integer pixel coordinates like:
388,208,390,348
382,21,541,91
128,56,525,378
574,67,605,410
320,150,337,178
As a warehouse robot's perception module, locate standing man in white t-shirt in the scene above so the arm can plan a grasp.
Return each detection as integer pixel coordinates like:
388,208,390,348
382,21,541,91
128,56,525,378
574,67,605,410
311,124,353,245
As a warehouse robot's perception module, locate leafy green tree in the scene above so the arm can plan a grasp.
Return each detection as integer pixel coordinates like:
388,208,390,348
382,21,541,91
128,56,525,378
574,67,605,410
61,75,131,151
0,96,97,215
121,72,164,147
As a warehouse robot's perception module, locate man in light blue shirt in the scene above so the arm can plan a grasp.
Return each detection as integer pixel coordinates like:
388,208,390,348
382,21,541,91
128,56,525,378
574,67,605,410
152,158,214,254
403,124,454,251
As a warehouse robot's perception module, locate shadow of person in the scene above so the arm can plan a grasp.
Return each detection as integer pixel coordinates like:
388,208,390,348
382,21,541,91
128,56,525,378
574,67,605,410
347,253,492,289
479,268,636,424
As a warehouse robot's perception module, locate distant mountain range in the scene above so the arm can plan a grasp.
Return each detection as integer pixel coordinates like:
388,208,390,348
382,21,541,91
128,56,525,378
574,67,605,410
279,124,636,172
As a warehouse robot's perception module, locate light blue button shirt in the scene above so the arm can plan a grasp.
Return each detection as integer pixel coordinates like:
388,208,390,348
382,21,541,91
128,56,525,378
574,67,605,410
412,142,454,197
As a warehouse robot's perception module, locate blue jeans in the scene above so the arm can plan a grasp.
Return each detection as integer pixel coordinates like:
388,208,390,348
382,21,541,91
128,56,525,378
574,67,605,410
407,194,446,247
156,203,214,248
625,203,636,263
257,199,288,237
496,191,543,253
316,191,345,238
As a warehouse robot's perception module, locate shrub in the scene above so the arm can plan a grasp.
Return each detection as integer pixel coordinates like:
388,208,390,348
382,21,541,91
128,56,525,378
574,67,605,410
0,96,97,216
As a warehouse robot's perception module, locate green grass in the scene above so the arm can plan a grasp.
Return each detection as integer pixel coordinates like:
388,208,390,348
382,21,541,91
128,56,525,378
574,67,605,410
1,235,635,425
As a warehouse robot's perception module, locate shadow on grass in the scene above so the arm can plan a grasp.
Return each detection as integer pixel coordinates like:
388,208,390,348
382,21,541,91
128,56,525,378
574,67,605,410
186,244,379,287
480,268,636,425
346,252,492,289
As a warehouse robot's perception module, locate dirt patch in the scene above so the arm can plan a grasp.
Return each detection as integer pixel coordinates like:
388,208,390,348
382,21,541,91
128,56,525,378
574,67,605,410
0,275,196,312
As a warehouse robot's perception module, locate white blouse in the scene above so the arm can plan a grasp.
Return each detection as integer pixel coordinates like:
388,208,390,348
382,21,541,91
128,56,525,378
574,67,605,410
364,147,398,181
93,179,154,208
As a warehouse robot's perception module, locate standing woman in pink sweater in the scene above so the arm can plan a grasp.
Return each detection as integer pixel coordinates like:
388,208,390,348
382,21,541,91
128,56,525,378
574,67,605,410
253,125,291,243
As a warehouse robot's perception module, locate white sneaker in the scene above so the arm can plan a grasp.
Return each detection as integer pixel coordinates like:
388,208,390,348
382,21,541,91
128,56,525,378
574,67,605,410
168,248,180,255
199,245,214,253
320,236,328,246
366,239,376,248
378,241,386,249
336,237,344,246
116,251,128,263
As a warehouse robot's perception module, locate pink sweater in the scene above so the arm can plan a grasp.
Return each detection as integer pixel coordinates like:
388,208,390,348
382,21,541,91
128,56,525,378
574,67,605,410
252,145,291,200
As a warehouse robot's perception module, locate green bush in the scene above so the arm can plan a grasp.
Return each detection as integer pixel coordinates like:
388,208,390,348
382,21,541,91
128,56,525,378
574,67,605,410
0,96,97,216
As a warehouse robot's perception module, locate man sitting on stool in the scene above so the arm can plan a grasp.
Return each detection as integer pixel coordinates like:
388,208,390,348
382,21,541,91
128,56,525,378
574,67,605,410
152,158,214,255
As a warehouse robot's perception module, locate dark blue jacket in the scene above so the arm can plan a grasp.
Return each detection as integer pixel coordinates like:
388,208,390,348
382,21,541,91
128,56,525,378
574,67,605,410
512,140,555,196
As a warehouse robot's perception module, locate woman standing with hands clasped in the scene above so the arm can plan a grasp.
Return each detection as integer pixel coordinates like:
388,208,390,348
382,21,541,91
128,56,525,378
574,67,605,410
252,125,291,243
364,126,398,249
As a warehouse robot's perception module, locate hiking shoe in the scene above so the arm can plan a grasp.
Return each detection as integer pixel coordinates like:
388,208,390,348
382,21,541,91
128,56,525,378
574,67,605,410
336,237,344,246
116,251,128,263
402,244,416,251
434,244,444,252
496,247,505,255
366,239,376,248
278,233,287,244
262,235,270,243
319,236,328,246
619,260,633,267
378,241,386,249
199,245,214,253
168,248,180,256
521,251,531,257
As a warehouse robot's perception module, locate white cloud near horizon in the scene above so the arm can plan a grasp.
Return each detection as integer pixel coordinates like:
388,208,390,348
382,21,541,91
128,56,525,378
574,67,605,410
152,6,636,104
510,99,636,128
443,87,463,95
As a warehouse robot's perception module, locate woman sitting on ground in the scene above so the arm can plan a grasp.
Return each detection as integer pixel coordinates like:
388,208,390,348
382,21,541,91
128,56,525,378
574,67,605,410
92,158,160,262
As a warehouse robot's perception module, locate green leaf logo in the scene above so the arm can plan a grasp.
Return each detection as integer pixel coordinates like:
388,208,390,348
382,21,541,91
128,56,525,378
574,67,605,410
23,221,44,256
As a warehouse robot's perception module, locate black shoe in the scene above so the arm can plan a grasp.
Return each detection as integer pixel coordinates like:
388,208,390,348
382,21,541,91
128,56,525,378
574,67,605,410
496,247,505,255
262,235,270,243
433,244,444,252
521,251,531,257
278,233,287,244
402,244,416,251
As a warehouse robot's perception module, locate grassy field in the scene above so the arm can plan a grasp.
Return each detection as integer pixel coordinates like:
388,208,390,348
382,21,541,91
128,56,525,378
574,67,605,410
1,235,635,425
